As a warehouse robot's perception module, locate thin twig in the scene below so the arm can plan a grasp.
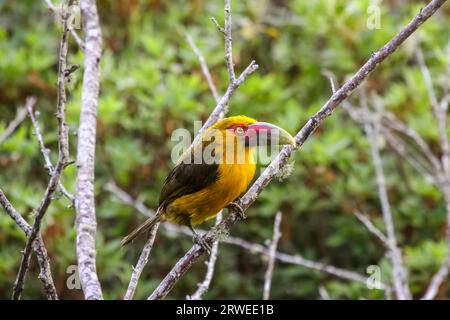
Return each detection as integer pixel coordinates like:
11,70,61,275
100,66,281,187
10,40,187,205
44,0,85,50
75,0,103,300
363,95,411,300
27,102,75,204
224,0,235,83
147,0,446,300
0,105,28,145
263,212,282,300
185,33,220,103
318,286,331,300
124,222,161,300
12,2,72,298
0,189,58,300
418,43,450,300
354,211,389,247
187,213,222,300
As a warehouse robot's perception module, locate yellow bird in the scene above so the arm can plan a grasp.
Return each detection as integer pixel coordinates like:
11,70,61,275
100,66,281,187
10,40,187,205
121,116,296,249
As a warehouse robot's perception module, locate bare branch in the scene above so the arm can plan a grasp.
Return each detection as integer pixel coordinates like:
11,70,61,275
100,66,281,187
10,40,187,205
124,222,161,300
363,103,411,299
224,0,235,83
194,60,258,143
147,0,446,300
106,184,381,289
0,189,58,300
318,286,330,300
44,0,85,50
187,213,222,300
75,0,103,300
263,211,282,300
12,2,72,298
185,33,220,103
0,104,28,145
354,211,389,246
422,256,450,300
27,102,75,204
224,236,385,288
418,43,450,300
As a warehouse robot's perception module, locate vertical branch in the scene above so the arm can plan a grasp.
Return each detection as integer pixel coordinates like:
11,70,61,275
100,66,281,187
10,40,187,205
12,1,72,299
362,97,411,300
0,190,58,300
263,212,282,300
124,222,160,300
224,0,235,83
75,0,103,300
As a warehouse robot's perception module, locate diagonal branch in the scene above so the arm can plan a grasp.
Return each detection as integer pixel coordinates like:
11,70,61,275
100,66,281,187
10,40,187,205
27,101,75,204
12,2,72,299
123,222,160,300
0,104,28,145
75,0,103,300
0,190,58,300
147,0,447,300
106,183,383,290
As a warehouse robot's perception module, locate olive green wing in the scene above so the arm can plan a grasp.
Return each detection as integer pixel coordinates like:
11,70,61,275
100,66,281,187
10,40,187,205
158,155,219,207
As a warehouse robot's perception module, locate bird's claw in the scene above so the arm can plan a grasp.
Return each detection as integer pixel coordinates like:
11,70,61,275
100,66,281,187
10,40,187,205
193,234,212,255
227,201,246,220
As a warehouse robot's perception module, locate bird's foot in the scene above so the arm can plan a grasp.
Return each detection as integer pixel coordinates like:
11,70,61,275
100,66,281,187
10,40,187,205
192,234,212,255
227,201,246,220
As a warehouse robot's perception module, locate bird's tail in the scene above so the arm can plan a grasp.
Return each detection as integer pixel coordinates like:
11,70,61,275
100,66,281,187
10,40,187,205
121,207,163,247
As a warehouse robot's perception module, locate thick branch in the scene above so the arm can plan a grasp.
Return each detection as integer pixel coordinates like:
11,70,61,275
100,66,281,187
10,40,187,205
75,0,103,300
148,0,447,300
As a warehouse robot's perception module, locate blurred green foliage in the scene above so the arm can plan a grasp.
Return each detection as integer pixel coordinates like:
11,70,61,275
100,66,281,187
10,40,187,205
0,0,449,299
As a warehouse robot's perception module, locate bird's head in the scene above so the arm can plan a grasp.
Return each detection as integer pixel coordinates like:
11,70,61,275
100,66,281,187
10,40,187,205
209,115,296,148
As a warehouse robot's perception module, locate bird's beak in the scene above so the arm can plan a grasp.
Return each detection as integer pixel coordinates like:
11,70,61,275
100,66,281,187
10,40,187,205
246,122,296,147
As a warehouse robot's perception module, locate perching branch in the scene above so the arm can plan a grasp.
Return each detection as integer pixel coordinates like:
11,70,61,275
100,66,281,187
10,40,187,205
75,0,103,300
263,211,282,300
12,1,72,299
148,0,447,300
0,190,58,300
106,183,382,289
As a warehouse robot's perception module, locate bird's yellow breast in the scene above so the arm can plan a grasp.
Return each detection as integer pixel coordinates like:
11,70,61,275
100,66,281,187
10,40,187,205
166,147,256,226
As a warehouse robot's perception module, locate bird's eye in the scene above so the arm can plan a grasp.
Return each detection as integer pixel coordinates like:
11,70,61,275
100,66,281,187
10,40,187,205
235,127,245,135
